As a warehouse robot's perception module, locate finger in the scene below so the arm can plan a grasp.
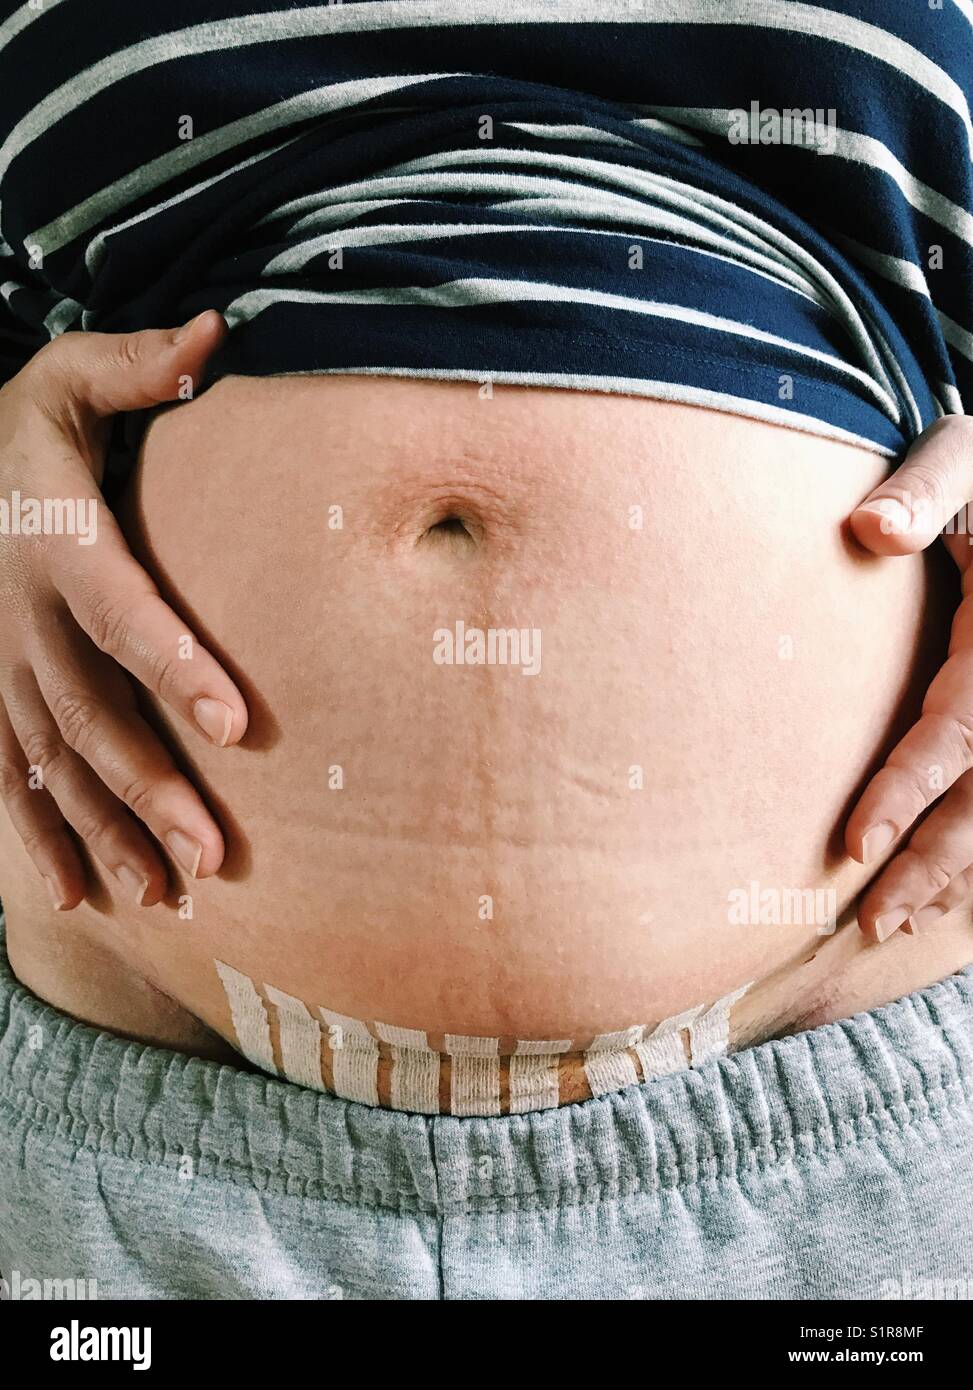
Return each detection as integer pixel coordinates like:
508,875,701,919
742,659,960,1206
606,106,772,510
50,509,247,747
27,608,225,878
0,697,85,909
846,649,973,862
33,310,227,419
903,863,973,936
856,768,973,942
3,668,168,906
850,415,973,556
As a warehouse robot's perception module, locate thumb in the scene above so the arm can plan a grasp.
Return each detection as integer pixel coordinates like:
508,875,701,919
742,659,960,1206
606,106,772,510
850,415,973,556
35,310,227,418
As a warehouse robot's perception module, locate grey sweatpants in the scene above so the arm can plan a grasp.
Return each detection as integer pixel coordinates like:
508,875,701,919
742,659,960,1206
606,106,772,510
1,923,972,1300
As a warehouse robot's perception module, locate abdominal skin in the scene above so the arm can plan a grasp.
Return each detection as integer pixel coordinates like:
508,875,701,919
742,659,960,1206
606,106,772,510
3,374,972,1064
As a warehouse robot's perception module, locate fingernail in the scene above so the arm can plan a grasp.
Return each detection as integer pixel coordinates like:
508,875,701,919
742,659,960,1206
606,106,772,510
906,904,946,935
115,865,149,906
874,906,910,942
862,821,897,863
44,875,66,910
856,498,912,534
173,311,205,345
193,697,233,747
165,829,202,877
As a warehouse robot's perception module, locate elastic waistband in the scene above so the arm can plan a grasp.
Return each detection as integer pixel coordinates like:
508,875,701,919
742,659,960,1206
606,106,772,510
2,925,972,1215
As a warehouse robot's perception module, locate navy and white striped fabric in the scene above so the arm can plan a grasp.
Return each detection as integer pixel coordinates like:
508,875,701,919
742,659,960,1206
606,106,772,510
1,0,971,462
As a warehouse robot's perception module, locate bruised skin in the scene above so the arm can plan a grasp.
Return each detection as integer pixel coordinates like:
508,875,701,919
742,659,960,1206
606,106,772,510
3,375,973,1064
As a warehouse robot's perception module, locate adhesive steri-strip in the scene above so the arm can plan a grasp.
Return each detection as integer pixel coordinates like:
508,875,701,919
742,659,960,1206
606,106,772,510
214,962,753,1115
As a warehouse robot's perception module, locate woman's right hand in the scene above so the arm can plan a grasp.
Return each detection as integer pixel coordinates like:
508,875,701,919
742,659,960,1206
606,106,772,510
0,312,247,911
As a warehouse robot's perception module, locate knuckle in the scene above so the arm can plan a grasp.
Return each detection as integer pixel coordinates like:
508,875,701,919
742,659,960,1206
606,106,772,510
903,848,954,895
71,805,118,849
0,756,26,800
117,774,157,821
902,457,951,509
886,764,935,817
925,861,956,895
19,823,62,860
153,652,186,705
945,714,973,767
21,728,66,774
49,689,103,755
116,333,145,372
85,592,133,654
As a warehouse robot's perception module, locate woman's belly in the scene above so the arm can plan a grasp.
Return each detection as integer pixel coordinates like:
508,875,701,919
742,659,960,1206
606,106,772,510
3,375,972,1082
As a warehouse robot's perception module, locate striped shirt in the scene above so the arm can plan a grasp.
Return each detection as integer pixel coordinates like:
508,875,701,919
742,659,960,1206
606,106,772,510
0,0,971,464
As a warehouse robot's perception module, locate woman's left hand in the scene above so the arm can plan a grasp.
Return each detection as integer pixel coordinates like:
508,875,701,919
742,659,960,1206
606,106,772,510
846,414,973,941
